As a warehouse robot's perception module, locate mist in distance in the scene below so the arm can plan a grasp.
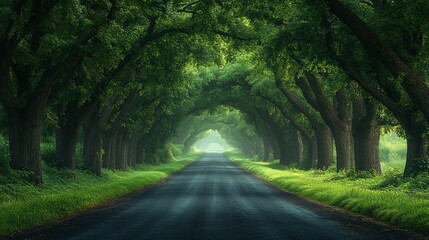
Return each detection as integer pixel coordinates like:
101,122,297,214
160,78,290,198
194,130,232,153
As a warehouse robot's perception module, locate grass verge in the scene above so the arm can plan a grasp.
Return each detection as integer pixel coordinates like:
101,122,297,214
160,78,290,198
226,152,429,235
0,153,201,237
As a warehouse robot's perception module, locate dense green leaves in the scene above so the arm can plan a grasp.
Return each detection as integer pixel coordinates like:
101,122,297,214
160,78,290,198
0,0,428,182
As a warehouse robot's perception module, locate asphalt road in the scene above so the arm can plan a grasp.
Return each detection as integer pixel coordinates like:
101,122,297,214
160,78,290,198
13,153,424,240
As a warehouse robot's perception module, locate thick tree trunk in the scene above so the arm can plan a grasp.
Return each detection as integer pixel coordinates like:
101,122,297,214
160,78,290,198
83,121,103,176
332,124,354,170
102,133,111,169
136,138,145,164
303,136,318,169
7,107,43,183
278,136,288,165
314,124,333,169
127,138,137,167
83,96,118,174
115,130,128,170
102,131,117,169
257,136,264,160
403,126,428,177
115,132,123,169
299,75,354,170
353,98,381,173
284,127,302,165
263,136,272,161
272,135,281,160
0,47,13,107
55,122,80,170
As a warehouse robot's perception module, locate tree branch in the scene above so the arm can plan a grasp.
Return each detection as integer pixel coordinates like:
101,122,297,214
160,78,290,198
212,29,256,41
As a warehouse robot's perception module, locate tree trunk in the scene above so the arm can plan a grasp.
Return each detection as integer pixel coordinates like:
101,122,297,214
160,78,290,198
263,136,272,161
115,130,127,170
299,75,354,170
403,125,428,177
102,132,111,169
303,136,318,169
353,98,381,173
103,131,118,169
284,127,302,165
272,134,281,160
83,120,103,175
55,122,80,170
332,123,354,170
0,46,13,108
128,138,137,167
136,138,145,164
257,136,264,160
7,108,43,184
314,124,333,169
278,135,288,165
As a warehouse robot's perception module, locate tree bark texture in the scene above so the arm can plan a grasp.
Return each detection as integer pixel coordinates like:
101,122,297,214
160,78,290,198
314,124,334,169
352,97,381,173
55,122,80,170
284,126,302,165
297,74,354,170
403,122,429,177
303,136,318,169
7,108,43,183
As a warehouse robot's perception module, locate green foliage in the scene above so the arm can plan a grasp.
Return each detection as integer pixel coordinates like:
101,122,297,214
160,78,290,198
166,143,184,157
408,173,429,190
374,171,429,191
410,158,429,176
40,138,56,168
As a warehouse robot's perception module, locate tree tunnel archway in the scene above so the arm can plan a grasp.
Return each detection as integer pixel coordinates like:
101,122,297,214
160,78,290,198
0,0,428,183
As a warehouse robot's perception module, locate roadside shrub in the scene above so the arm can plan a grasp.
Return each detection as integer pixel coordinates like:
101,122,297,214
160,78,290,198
409,173,429,190
374,172,405,189
410,158,429,175
346,170,378,179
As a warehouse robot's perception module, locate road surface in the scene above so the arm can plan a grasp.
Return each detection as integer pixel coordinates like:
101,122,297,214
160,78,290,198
12,153,424,240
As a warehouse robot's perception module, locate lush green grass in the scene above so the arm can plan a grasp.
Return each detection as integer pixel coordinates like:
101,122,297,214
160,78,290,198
226,152,429,235
0,153,201,237
379,133,407,171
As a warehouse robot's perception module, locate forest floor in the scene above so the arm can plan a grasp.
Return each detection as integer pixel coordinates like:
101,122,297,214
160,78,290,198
226,152,429,236
0,153,201,237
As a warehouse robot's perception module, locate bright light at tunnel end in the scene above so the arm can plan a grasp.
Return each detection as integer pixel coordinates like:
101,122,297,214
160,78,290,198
205,143,225,153
194,130,232,153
